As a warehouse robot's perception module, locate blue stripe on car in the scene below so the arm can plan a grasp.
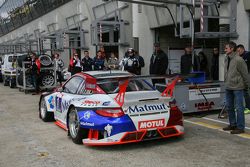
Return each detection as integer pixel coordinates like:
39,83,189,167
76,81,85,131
78,110,136,136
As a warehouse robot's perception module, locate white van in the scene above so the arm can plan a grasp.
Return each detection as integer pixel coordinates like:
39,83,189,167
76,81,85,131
2,54,23,88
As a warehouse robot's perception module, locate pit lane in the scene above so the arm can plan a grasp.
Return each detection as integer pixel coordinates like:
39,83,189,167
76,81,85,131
0,84,250,167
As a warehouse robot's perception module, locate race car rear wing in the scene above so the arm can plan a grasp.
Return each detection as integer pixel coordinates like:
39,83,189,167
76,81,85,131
85,72,205,107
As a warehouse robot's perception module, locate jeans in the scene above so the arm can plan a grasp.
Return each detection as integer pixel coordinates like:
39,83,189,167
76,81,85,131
225,89,245,130
31,74,39,92
56,71,63,85
244,89,250,109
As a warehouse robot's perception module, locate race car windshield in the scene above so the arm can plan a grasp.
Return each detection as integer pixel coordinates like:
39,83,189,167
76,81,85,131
98,79,153,94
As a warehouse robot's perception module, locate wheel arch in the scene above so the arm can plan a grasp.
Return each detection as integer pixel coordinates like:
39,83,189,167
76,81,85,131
66,105,89,139
66,104,76,136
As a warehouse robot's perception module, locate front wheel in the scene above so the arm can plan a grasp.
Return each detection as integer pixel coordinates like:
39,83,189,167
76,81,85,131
39,96,54,122
68,108,87,144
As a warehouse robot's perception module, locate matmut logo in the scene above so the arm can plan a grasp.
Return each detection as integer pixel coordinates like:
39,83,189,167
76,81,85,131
138,119,165,130
127,104,167,114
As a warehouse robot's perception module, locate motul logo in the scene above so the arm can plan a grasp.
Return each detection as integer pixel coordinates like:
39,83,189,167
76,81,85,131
195,101,214,110
138,119,165,130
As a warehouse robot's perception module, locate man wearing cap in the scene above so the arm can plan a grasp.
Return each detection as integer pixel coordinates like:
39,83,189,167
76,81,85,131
120,48,139,74
149,43,168,86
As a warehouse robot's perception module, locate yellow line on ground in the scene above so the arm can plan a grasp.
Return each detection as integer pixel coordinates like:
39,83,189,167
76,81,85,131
238,133,250,139
194,122,222,130
185,120,250,140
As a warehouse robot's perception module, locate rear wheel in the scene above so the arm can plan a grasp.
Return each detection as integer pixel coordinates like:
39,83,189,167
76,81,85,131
39,96,54,122
68,107,87,144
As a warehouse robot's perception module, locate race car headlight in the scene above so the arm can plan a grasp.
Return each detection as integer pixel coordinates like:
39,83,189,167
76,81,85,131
96,108,124,118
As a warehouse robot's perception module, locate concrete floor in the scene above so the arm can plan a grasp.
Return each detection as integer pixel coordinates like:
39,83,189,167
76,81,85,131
0,84,250,167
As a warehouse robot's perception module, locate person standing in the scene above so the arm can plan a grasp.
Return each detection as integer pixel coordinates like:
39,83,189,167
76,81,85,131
54,53,64,86
222,41,249,134
70,53,81,75
100,46,106,60
120,48,139,74
149,43,168,86
104,52,119,70
198,51,209,78
135,51,145,75
237,44,250,114
180,46,199,75
81,50,93,71
29,53,41,94
211,47,220,80
93,50,105,70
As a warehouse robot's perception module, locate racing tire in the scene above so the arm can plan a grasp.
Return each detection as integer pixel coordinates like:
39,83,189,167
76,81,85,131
39,54,53,67
40,73,55,87
39,96,54,122
68,107,87,144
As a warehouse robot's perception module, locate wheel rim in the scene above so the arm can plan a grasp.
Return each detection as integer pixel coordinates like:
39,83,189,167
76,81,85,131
42,75,54,86
40,98,47,119
69,109,79,138
39,55,52,66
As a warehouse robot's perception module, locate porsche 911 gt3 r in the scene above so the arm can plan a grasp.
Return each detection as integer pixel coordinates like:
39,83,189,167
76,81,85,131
39,71,184,146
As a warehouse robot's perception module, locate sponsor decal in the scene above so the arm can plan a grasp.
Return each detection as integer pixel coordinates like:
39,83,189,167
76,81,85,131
104,124,113,137
83,111,91,120
189,87,221,101
80,122,94,126
81,100,100,106
127,104,167,114
48,96,55,109
138,119,165,130
57,97,86,113
195,101,215,110
55,96,62,112
102,101,111,106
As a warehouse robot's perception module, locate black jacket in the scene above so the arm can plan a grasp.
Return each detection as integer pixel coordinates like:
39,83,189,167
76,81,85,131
180,54,199,74
241,51,250,73
149,50,168,75
82,57,93,71
122,55,139,74
211,54,219,80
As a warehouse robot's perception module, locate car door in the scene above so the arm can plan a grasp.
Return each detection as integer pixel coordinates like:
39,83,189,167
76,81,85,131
54,76,84,123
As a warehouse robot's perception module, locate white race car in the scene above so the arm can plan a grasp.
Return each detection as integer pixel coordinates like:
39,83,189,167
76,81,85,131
39,70,184,146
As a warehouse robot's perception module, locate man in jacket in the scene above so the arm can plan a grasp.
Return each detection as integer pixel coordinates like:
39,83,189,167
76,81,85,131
120,48,139,74
223,41,249,134
211,47,219,80
237,44,250,114
180,46,199,74
30,53,41,94
81,50,93,71
149,43,168,86
54,53,64,86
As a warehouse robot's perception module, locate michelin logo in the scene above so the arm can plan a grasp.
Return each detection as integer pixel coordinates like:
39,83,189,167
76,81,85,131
84,111,91,120
127,104,167,114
